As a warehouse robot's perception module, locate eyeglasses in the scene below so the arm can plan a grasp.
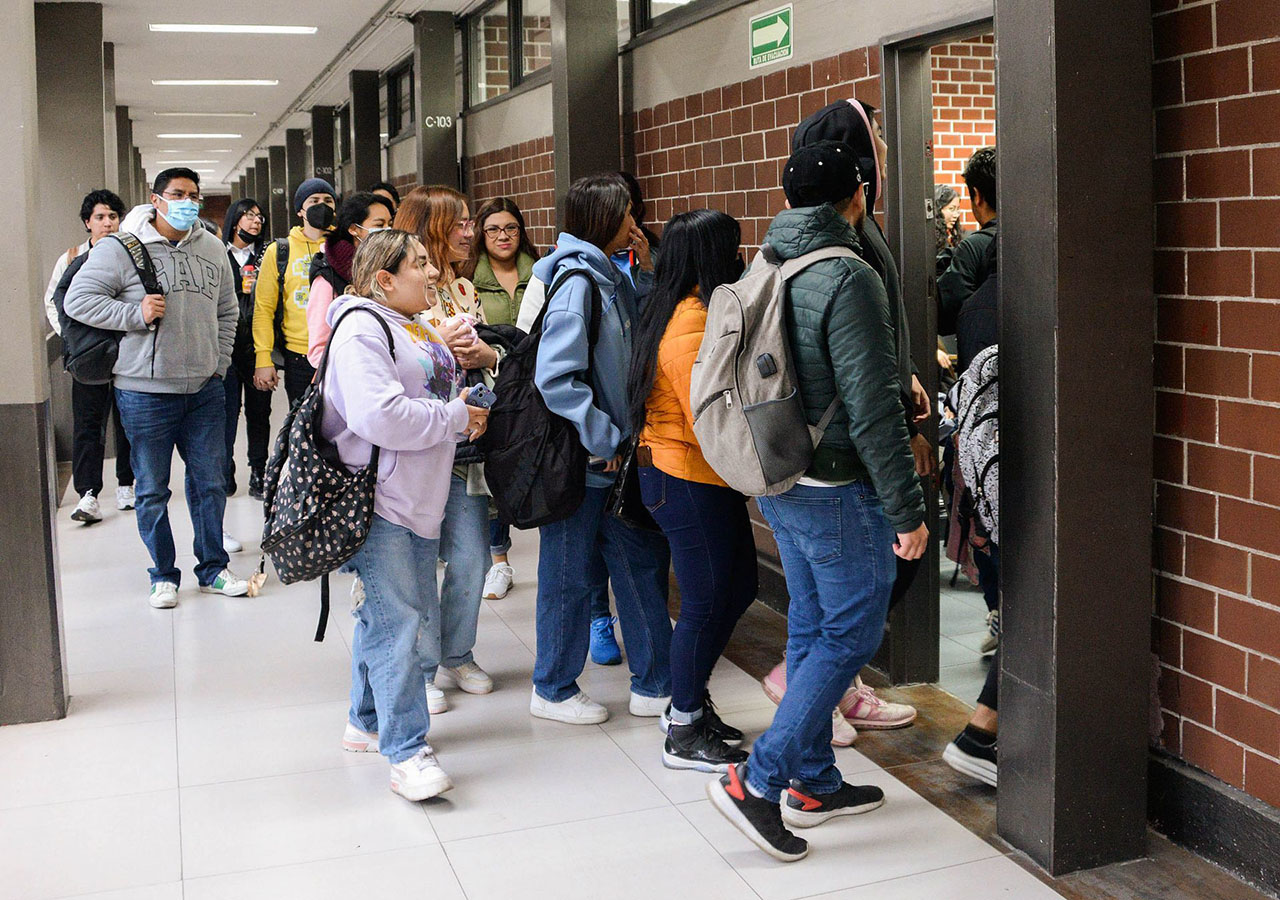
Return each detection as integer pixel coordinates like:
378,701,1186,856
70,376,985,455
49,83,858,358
241,212,265,222
483,224,521,238
161,190,202,204
452,218,475,233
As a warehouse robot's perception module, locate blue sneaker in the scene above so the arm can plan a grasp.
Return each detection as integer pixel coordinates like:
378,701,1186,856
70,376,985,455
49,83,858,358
590,615,622,666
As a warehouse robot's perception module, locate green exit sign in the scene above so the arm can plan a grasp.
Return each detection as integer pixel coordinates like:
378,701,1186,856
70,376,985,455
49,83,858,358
750,4,793,69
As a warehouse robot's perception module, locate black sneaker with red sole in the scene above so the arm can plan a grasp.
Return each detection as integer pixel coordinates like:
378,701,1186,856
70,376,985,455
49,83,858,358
782,779,885,828
706,763,808,862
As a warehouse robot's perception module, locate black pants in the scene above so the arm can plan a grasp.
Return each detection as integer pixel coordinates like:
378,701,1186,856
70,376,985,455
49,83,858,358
223,358,273,491
72,379,133,497
282,349,315,409
976,543,1000,710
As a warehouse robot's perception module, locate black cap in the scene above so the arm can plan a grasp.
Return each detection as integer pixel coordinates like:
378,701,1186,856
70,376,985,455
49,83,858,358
782,141,863,208
793,99,881,207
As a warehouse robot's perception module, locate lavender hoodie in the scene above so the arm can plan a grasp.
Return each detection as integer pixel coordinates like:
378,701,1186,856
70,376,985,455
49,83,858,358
319,294,469,540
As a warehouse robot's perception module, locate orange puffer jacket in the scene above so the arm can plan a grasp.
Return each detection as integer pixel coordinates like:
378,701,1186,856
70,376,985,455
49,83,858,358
640,296,728,487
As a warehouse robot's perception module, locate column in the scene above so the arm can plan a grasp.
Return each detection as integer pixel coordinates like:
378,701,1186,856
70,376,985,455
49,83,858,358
413,11,458,187
2,0,67,724
115,106,133,207
132,146,144,200
244,166,258,205
102,42,117,193
268,144,288,241
230,177,240,205
995,0,1154,873
310,106,336,184
285,128,307,200
36,1,106,468
253,156,271,234
550,0,620,220
348,70,381,191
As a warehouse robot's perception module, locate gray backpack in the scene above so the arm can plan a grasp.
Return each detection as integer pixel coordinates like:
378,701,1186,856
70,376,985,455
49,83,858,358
690,244,858,496
956,344,999,544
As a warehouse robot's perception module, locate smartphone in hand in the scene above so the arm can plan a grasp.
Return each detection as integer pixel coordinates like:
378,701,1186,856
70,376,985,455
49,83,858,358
465,383,496,409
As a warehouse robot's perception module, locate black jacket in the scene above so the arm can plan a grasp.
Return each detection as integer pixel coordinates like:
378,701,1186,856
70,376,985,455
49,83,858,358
227,243,264,371
956,273,997,374
937,219,997,336
309,250,351,298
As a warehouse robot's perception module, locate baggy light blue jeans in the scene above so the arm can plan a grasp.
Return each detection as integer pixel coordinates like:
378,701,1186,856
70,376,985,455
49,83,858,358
420,473,489,680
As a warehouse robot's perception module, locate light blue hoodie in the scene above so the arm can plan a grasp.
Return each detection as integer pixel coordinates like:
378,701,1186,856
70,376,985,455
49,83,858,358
533,232,637,489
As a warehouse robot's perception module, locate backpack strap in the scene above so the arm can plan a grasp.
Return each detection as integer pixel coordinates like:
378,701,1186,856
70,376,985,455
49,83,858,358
778,245,863,281
111,232,163,295
537,268,603,368
275,237,290,295
811,398,842,448
66,246,79,265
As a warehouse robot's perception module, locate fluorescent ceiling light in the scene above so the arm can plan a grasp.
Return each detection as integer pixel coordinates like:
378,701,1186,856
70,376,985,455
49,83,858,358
157,133,242,139
152,79,278,86
159,149,232,153
192,170,216,174
149,24,317,35
153,111,257,118
152,159,218,164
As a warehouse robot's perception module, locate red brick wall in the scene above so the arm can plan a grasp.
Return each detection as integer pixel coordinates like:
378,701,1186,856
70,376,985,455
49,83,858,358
1153,0,1280,809
930,35,996,231
464,135,557,250
629,47,882,251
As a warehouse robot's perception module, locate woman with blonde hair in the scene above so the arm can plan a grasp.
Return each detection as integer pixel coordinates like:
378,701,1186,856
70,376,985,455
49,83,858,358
319,229,488,800
392,185,497,713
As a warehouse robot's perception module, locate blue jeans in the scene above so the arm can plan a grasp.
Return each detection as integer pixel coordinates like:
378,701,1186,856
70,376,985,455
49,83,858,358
348,514,440,763
749,480,896,797
115,379,229,587
534,485,672,702
421,474,488,680
489,518,511,556
640,467,757,715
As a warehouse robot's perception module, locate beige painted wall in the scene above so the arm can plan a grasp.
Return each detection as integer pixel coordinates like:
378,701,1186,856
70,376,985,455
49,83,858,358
463,82,553,157
627,0,993,111
1,2,49,405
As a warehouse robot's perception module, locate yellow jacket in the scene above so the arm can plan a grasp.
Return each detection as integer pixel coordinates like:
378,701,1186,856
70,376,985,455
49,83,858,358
252,227,326,366
640,296,728,487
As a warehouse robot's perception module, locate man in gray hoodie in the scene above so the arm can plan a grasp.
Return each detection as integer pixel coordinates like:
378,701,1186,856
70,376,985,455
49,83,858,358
65,167,247,609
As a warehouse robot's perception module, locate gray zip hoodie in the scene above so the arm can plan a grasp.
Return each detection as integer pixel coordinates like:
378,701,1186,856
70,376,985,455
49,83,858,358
64,204,236,394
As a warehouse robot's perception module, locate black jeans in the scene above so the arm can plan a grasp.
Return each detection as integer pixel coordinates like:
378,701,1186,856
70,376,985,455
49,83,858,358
223,359,273,491
639,466,758,716
72,379,133,496
977,543,1000,710
282,348,315,409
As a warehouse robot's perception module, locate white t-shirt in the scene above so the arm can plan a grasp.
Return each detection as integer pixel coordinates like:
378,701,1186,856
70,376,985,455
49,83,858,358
43,239,91,334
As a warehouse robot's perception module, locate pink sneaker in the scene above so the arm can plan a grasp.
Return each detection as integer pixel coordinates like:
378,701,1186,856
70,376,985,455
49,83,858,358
839,676,917,730
762,658,786,704
830,707,858,746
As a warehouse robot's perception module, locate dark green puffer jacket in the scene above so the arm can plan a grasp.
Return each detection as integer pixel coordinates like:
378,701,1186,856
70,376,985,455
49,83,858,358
765,204,925,532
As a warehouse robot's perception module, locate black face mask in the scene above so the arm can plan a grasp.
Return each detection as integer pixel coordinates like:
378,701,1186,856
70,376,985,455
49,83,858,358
305,203,335,230
237,228,258,244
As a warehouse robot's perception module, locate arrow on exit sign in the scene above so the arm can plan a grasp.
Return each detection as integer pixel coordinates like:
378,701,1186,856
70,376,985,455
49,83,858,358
750,5,793,69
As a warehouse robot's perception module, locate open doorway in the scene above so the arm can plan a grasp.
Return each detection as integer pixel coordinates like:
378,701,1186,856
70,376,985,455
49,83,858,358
875,17,998,706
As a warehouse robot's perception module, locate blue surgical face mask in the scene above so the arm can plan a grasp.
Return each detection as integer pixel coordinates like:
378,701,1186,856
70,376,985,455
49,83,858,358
159,197,201,231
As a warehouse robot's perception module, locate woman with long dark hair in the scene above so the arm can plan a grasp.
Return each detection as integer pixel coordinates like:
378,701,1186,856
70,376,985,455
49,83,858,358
528,174,673,725
466,197,539,601
627,210,753,772
221,197,270,505
306,191,395,366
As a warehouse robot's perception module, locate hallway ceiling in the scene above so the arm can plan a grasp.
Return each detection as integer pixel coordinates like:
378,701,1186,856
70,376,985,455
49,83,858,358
94,0,479,190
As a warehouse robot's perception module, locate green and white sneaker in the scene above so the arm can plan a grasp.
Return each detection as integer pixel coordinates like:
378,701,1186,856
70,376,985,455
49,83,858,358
199,568,249,597
149,581,178,609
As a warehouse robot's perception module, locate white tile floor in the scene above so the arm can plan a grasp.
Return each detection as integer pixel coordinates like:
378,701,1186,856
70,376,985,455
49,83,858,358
0,472,1063,899
937,556,997,704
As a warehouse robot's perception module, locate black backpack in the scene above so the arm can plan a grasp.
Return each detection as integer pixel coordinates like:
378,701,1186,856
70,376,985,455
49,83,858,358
54,233,161,385
479,268,601,529
259,305,396,641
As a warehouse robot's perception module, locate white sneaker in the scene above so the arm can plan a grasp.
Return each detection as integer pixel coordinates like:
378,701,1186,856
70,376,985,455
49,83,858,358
71,491,102,524
199,568,249,597
116,485,135,510
341,722,379,753
442,661,494,695
389,745,453,801
831,707,858,747
223,531,243,553
483,563,514,599
149,581,178,609
629,691,671,717
425,680,449,715
980,610,1000,654
530,689,609,725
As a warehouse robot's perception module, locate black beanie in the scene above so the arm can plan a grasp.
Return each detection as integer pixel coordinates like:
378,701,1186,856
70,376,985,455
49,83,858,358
792,100,881,207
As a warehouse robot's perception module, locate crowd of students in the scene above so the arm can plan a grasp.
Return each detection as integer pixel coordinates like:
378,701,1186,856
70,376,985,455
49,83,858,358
47,94,1001,863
